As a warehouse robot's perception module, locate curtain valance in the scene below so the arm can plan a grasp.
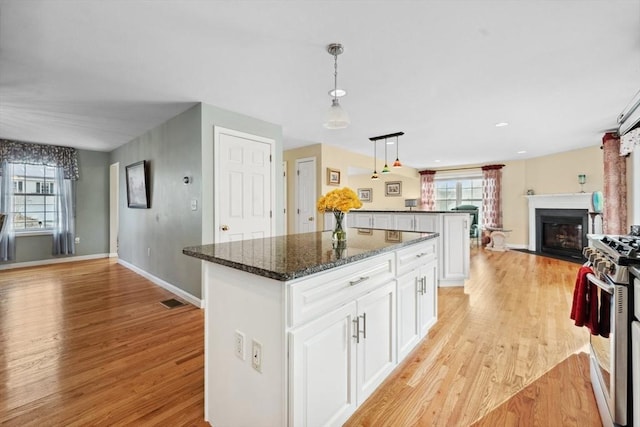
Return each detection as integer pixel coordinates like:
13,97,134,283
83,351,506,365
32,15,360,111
0,139,79,180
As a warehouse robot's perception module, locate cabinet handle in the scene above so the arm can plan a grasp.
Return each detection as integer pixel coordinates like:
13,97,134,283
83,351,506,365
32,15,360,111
422,276,427,294
349,276,370,286
416,252,428,258
361,313,367,339
352,317,360,343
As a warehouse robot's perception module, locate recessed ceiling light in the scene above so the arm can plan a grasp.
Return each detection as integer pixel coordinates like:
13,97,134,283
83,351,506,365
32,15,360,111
434,159,441,163
328,89,347,97
495,122,509,127
517,150,527,154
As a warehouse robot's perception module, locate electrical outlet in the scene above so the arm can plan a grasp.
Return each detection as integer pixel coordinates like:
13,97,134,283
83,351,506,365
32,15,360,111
251,339,262,373
74,237,80,244
147,247,150,256
234,330,245,360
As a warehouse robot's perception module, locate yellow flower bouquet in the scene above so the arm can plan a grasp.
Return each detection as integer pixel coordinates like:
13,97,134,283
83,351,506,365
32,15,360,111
317,187,363,243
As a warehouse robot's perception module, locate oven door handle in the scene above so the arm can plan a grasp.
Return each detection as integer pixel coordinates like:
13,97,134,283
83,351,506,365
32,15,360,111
586,273,615,294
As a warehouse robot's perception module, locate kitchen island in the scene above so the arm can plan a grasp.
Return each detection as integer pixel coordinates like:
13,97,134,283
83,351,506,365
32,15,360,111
345,209,473,286
183,229,439,427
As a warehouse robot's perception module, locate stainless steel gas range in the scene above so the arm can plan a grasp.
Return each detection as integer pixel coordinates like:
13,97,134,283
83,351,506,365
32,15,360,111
584,234,640,427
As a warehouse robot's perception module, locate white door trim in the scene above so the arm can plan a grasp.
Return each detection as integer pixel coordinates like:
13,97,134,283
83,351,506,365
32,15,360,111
213,126,276,243
109,162,119,257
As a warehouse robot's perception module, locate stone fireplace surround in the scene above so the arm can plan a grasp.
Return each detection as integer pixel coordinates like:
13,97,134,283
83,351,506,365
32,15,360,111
526,193,595,252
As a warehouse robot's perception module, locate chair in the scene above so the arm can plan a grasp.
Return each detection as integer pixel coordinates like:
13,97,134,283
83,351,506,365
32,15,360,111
451,205,479,244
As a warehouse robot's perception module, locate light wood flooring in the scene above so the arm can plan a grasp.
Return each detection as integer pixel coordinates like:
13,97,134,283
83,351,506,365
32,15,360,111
0,249,600,426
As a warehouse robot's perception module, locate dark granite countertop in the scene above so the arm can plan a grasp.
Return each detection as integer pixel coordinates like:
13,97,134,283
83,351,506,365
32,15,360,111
351,210,475,213
183,228,438,282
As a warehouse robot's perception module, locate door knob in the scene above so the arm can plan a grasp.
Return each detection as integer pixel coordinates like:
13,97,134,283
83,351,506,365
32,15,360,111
308,217,314,221
221,225,229,231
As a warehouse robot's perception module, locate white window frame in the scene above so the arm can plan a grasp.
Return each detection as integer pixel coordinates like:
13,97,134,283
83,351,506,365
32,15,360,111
11,163,58,235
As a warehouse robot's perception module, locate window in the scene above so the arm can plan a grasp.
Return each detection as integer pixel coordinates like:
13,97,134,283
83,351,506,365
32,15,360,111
435,177,483,218
11,164,57,231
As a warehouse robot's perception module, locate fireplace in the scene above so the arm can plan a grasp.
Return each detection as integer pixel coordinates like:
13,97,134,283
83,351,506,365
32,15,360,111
535,208,588,261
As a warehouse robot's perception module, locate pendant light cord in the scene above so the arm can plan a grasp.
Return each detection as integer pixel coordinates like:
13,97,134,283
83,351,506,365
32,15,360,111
333,53,338,102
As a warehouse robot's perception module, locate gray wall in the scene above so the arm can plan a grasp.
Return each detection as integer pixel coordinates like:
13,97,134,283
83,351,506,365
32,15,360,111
10,149,110,263
110,103,203,299
110,102,283,301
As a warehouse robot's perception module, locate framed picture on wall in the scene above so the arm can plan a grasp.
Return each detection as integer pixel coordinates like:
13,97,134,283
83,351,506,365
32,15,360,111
385,230,402,242
357,188,372,202
385,181,402,197
327,168,341,185
126,160,150,208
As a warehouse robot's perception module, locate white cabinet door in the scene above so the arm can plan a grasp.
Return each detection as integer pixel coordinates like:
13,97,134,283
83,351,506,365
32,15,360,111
349,213,373,228
356,282,396,405
394,214,415,231
396,270,420,360
372,214,393,230
441,214,470,283
290,302,358,427
414,214,439,233
418,259,438,336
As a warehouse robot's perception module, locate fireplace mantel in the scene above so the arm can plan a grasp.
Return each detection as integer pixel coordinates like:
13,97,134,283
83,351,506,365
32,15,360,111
526,193,594,251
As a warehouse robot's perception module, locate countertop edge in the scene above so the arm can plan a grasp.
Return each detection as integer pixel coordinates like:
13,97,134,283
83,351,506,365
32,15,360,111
183,232,439,282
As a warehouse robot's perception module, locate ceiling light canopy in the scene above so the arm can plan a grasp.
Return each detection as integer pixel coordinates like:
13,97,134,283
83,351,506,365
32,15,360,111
324,43,350,129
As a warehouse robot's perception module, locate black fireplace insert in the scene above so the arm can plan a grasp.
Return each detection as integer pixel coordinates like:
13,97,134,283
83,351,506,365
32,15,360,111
535,208,588,261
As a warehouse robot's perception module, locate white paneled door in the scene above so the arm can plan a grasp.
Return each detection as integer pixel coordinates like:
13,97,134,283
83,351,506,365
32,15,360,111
296,157,316,233
215,127,275,243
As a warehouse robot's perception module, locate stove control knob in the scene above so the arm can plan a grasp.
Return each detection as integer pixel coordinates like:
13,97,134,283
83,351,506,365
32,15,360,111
583,247,594,258
588,252,599,263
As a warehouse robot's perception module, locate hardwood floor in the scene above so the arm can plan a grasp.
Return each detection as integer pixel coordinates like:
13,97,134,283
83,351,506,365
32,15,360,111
0,259,207,426
0,249,600,426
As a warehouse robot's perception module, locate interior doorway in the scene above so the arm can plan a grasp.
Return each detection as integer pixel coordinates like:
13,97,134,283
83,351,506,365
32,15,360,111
295,157,316,233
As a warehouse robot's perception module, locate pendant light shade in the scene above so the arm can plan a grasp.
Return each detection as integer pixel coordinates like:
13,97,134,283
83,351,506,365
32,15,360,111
381,137,390,173
324,99,350,129
324,43,350,129
392,135,403,167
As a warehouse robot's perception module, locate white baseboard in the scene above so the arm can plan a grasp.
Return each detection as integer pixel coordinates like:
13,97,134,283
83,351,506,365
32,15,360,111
109,252,118,258
117,259,204,309
0,253,109,270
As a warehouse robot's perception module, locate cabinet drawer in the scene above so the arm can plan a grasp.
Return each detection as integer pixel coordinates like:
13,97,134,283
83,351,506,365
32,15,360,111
288,253,395,327
396,240,437,276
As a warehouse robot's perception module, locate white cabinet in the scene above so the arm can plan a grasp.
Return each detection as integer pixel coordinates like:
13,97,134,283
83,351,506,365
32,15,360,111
393,213,438,233
372,213,393,230
394,213,415,231
290,302,357,427
349,212,373,228
290,281,396,425
441,213,470,284
396,240,438,360
355,282,396,404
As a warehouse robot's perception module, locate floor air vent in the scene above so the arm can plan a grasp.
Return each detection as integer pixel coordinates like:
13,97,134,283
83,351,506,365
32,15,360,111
160,298,186,309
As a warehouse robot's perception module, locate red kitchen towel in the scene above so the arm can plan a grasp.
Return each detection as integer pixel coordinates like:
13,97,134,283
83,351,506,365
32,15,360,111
570,266,599,334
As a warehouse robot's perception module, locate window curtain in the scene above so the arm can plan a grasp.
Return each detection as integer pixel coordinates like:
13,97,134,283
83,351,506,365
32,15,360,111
419,170,436,210
481,164,504,229
0,161,16,261
620,127,640,156
0,139,79,179
602,132,627,234
52,166,76,255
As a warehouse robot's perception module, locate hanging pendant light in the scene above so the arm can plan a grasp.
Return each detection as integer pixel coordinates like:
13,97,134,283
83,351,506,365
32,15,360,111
381,137,390,173
371,139,379,180
371,132,404,174
324,43,350,129
392,134,403,168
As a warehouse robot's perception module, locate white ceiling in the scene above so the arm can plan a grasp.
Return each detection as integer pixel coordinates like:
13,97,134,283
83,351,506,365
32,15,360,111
1,0,638,169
